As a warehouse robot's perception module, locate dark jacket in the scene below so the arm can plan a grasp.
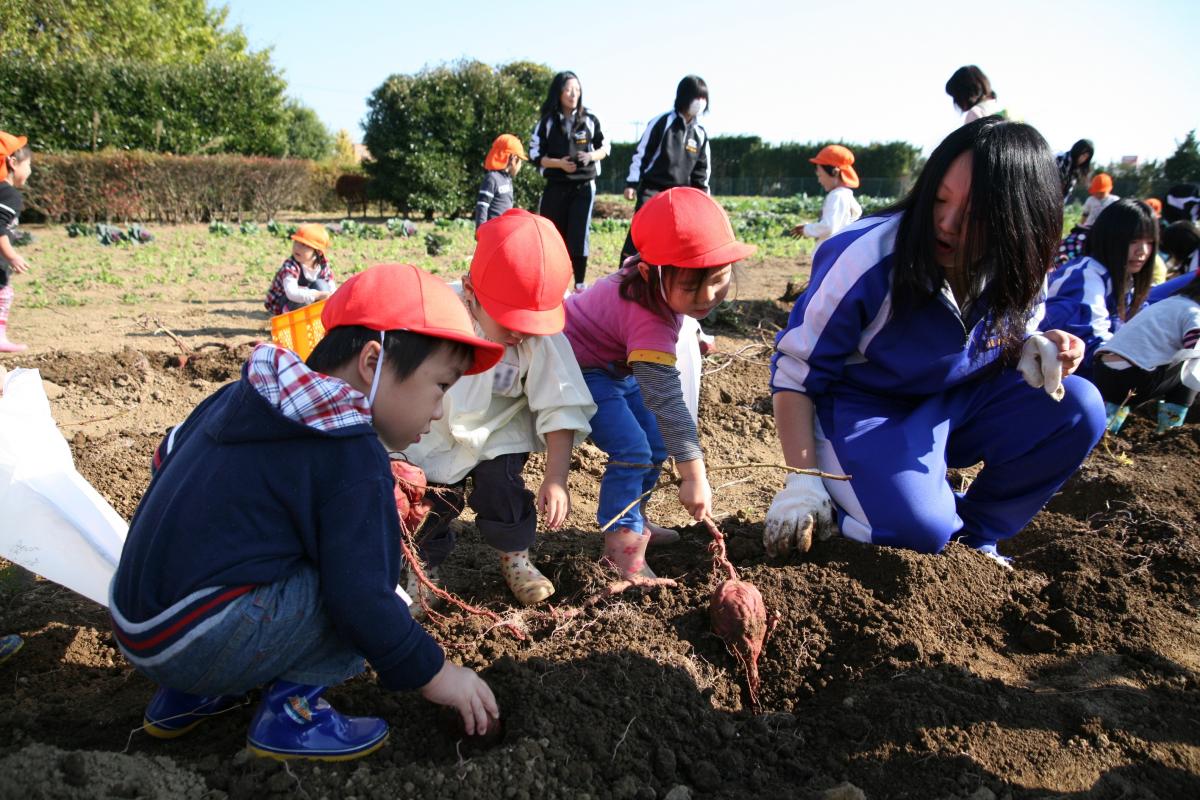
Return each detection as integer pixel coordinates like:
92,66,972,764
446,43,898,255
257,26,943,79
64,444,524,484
529,111,606,183
625,111,710,193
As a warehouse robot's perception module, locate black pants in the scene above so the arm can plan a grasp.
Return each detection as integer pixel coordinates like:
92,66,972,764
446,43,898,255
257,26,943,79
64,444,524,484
619,187,662,264
1091,358,1197,407
414,453,536,569
539,180,595,285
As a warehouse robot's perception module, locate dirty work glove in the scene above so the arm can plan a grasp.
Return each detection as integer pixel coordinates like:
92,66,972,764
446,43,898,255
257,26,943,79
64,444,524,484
391,459,431,534
764,473,835,557
1018,334,1065,401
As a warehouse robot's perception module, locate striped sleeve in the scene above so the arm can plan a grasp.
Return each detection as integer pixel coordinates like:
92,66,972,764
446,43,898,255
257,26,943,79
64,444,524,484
1043,259,1117,349
691,126,711,192
626,113,667,188
630,361,703,462
474,172,498,228
770,216,898,396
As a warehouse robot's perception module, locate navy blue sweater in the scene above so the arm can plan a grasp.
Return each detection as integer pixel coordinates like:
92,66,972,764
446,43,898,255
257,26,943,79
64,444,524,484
111,369,444,691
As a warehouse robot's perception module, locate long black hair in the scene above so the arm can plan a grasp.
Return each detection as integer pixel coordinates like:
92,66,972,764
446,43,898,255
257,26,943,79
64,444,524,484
884,117,1062,358
674,75,709,115
1161,221,1200,266
1085,199,1158,321
1066,139,1094,180
540,71,585,123
945,65,996,112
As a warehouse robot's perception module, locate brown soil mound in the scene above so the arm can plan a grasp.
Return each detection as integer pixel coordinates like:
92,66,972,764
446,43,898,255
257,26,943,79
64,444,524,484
2,333,1199,799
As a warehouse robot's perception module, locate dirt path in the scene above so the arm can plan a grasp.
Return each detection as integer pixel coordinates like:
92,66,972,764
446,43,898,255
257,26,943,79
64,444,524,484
2,251,1198,799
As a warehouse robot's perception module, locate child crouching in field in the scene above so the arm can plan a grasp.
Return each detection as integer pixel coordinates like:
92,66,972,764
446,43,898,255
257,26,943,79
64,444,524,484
264,223,337,315
403,210,594,606
564,187,756,577
110,264,505,761
1094,272,1200,434
0,132,33,353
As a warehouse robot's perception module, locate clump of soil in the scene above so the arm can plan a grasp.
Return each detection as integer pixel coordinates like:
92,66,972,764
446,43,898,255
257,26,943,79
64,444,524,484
3,322,1200,798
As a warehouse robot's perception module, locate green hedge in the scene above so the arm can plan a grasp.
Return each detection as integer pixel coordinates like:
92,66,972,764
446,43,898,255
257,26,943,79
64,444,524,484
0,55,289,156
24,152,324,223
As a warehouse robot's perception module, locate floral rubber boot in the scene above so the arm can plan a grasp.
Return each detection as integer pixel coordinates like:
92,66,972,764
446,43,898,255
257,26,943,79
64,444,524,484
498,550,555,606
602,527,655,579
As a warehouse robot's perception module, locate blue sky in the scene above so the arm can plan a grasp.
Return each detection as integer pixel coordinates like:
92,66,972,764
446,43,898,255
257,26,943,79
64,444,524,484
225,0,1199,164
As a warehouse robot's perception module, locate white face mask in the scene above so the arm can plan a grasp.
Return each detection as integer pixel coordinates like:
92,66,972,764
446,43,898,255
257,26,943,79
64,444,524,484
367,331,385,408
688,99,706,118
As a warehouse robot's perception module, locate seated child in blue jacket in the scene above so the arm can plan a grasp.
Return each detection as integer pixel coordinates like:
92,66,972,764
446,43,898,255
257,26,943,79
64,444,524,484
110,263,505,761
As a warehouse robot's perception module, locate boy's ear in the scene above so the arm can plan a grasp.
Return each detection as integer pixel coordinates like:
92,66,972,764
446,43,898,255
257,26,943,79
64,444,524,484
357,337,383,388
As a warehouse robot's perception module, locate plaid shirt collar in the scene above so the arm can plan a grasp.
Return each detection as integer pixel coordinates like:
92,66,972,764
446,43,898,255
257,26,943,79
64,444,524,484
245,344,372,432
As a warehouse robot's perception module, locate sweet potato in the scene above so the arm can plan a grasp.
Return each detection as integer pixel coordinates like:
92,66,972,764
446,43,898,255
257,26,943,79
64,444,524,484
710,578,770,707
390,458,431,533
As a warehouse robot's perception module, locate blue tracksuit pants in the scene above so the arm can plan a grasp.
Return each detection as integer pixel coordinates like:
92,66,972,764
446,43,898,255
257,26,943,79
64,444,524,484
812,370,1105,553
583,370,668,533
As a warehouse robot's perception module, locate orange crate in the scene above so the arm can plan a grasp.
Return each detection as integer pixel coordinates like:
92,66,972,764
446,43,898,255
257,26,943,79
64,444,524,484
270,300,327,361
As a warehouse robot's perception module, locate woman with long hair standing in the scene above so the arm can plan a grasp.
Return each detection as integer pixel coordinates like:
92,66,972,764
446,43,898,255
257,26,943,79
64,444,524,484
530,71,610,292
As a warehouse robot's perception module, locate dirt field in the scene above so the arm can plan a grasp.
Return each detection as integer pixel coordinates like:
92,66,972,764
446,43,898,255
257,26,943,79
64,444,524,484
1,235,1198,800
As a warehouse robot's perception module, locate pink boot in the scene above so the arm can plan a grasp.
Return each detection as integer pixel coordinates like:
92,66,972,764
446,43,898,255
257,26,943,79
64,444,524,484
602,527,655,579
640,502,681,546
0,323,26,353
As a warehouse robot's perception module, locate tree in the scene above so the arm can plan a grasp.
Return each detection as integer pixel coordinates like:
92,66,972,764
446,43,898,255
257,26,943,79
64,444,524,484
363,59,552,217
1164,130,1200,184
283,100,333,161
333,129,358,167
0,0,260,66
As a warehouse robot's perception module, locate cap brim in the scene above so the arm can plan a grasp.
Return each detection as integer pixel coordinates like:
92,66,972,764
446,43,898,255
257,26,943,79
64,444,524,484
414,326,505,375
291,234,328,252
840,165,860,188
481,295,565,336
673,240,758,269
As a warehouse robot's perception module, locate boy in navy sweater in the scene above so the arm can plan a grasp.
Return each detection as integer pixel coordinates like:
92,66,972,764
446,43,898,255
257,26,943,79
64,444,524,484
110,263,505,761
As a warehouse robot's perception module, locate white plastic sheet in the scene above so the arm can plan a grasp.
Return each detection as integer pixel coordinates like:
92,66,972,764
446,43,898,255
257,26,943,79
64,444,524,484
676,316,702,426
0,368,127,606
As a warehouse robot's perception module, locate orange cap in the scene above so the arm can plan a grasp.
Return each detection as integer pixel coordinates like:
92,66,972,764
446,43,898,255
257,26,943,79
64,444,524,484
321,263,504,375
809,144,860,189
1145,197,1162,215
631,187,757,269
292,223,331,253
0,131,29,182
470,209,571,335
1089,174,1113,195
484,134,528,171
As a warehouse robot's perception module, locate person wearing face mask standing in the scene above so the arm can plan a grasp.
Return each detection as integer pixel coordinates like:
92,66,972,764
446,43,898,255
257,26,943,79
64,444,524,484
620,76,712,265
530,71,610,293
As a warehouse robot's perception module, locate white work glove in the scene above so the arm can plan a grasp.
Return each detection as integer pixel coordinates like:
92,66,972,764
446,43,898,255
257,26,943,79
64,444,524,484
1018,334,1065,401
763,473,835,557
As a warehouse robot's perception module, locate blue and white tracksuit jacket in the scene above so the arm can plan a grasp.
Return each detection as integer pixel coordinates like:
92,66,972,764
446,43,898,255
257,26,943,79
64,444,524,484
770,214,1104,554
1039,256,1134,377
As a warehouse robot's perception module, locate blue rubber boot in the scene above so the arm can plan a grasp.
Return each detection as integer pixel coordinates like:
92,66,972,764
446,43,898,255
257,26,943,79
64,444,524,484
143,687,243,739
0,634,24,665
1156,401,1189,434
1104,401,1130,435
246,681,388,761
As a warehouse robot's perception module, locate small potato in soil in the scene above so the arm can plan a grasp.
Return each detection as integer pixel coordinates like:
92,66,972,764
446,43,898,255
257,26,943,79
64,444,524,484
443,708,505,749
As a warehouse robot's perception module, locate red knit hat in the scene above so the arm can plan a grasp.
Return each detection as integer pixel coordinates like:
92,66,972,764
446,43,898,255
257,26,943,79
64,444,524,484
470,209,571,335
631,187,757,268
321,263,503,374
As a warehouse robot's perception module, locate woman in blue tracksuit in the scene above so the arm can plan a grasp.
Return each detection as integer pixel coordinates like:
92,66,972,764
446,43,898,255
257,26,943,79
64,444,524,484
766,118,1105,563
1040,199,1158,376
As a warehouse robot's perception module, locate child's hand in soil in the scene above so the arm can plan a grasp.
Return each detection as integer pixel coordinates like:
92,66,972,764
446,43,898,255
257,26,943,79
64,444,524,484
537,477,570,530
420,662,499,736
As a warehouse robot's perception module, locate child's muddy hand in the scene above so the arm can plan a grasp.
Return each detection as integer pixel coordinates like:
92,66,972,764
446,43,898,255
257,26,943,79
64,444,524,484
678,476,712,521
420,662,499,737
537,479,570,529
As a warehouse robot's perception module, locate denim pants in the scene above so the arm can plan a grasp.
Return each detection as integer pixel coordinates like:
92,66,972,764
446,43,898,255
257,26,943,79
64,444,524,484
130,564,364,696
415,452,538,568
583,369,668,533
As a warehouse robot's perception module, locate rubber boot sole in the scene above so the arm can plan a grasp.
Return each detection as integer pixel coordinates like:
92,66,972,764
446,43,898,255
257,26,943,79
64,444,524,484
246,730,389,762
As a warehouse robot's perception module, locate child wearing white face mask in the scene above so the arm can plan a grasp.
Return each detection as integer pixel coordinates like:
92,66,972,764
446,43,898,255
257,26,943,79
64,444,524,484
620,76,713,264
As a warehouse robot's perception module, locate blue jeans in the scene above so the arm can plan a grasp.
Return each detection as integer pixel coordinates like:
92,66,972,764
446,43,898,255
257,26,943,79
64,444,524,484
583,370,667,533
132,565,364,695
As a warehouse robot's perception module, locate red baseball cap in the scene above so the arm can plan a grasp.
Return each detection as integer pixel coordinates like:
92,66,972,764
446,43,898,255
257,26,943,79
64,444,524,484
631,187,757,269
321,263,504,375
470,209,571,335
